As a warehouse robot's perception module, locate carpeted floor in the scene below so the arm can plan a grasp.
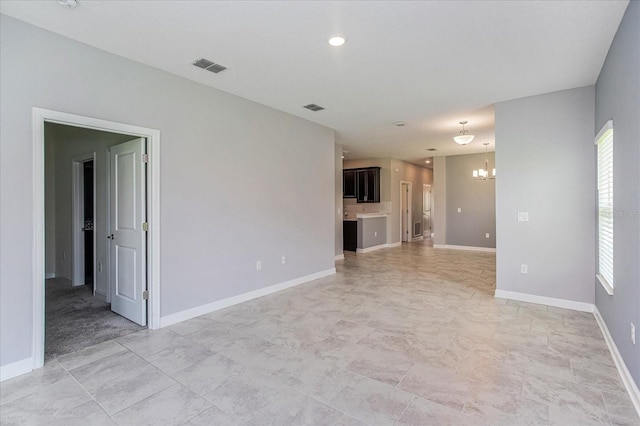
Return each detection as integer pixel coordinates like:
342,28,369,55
45,277,144,360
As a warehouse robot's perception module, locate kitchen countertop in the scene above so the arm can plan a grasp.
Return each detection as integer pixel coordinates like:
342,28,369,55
344,213,389,221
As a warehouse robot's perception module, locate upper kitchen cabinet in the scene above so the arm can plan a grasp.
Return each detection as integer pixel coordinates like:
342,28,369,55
343,167,380,203
343,169,356,198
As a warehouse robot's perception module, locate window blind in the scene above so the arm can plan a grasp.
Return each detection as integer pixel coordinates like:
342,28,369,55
596,120,613,291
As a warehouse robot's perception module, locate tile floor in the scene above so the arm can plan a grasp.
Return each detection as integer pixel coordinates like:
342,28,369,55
1,242,638,425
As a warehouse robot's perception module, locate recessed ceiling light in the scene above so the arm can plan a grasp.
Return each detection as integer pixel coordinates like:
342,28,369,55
328,36,346,47
58,0,79,8
425,160,431,164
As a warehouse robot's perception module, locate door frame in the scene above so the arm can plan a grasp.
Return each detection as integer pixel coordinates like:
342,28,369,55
422,184,432,238
71,153,96,289
400,181,412,242
33,107,161,370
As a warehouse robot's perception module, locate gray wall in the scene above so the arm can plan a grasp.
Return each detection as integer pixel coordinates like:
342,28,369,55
495,86,595,303
594,0,639,387
45,123,134,297
433,157,447,245
445,153,496,248
0,15,335,367
335,143,343,258
357,217,387,249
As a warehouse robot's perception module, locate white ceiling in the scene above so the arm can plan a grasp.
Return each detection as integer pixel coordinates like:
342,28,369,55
0,0,629,165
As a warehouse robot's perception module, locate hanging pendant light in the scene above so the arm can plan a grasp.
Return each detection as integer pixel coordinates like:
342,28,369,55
473,143,496,180
454,121,475,145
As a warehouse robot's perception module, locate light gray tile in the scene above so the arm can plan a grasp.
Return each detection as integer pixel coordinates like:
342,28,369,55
172,352,245,396
112,383,211,425
0,378,92,425
397,396,484,426
602,390,640,426
145,340,214,374
327,376,414,425
0,360,69,406
115,328,193,358
184,405,244,426
398,363,472,411
57,340,127,371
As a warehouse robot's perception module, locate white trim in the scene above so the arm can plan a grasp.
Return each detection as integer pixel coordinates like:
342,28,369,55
594,307,640,418
160,268,336,328
356,244,387,253
386,242,402,248
595,119,614,144
494,289,594,313
72,153,96,287
1,358,33,382
400,180,412,242
32,108,162,373
434,244,496,252
597,274,614,296
412,236,424,242
45,273,56,279
334,254,345,261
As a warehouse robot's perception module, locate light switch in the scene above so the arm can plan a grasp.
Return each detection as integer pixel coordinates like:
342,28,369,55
457,208,462,213
518,212,529,222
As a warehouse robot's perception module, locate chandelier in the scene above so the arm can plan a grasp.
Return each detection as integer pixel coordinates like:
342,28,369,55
473,143,495,180
454,121,474,145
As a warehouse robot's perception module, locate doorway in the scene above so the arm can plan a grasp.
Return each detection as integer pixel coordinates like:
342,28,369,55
423,184,432,238
34,108,161,370
400,181,412,242
72,154,96,289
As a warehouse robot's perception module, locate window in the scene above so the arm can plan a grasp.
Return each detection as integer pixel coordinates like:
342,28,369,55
596,120,614,294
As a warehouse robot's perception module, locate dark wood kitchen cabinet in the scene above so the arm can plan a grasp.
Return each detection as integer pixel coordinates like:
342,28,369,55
343,169,356,198
343,167,380,203
343,220,357,251
356,167,380,203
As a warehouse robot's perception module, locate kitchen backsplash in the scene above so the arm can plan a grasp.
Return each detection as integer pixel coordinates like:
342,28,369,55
343,200,391,219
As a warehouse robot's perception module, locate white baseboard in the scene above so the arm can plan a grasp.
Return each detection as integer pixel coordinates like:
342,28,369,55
45,273,55,279
334,254,345,261
356,244,387,254
594,307,640,418
386,242,402,248
1,357,33,382
159,268,336,328
434,244,496,252
412,236,424,241
494,289,594,313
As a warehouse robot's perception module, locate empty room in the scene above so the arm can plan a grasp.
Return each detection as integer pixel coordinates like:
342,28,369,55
1,1,638,425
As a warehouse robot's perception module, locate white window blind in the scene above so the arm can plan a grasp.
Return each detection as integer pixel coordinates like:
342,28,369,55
596,120,613,293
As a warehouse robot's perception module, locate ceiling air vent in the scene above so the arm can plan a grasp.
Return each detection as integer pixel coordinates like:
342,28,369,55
426,148,437,151
303,104,325,112
193,58,227,74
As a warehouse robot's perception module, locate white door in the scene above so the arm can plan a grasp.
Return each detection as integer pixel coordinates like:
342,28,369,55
109,138,147,326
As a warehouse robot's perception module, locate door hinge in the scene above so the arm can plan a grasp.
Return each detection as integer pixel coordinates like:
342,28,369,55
142,153,149,163
142,290,149,300
142,222,149,232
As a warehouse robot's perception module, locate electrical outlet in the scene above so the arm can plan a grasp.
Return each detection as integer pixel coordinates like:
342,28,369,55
518,212,529,222
457,207,462,213
485,233,490,238
256,261,261,271
632,323,636,345
521,264,528,274
281,256,286,265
